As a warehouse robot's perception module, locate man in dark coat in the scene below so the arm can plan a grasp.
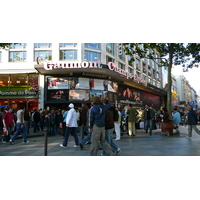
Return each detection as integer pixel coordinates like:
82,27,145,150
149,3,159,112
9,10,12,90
186,106,200,139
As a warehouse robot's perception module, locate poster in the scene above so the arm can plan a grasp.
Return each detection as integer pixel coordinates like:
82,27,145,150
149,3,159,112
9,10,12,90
108,81,118,93
141,91,160,108
69,90,90,101
47,90,68,101
89,90,108,100
48,77,69,89
69,77,90,89
90,79,108,91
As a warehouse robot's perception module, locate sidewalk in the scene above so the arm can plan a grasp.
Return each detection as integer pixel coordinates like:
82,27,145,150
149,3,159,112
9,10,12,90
1,125,200,156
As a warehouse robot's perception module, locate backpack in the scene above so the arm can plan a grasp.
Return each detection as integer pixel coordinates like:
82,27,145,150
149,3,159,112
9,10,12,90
114,110,119,121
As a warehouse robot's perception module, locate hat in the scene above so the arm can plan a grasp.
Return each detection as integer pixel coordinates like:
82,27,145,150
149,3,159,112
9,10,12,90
69,103,74,108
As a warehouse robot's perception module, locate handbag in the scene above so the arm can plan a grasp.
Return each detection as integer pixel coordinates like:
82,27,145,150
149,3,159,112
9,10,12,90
3,127,8,136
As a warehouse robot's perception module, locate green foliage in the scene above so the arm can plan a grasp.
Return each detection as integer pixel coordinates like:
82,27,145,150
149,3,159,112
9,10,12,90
0,43,13,48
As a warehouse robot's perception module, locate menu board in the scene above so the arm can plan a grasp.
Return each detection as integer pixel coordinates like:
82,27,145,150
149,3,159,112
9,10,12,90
69,77,90,89
108,81,118,93
48,77,69,89
90,90,108,100
69,90,90,101
90,79,108,91
47,90,68,101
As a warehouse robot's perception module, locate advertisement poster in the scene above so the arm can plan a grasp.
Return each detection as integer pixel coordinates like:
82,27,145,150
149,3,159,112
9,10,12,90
48,77,69,89
69,90,89,101
108,81,118,93
90,90,108,100
90,79,108,91
118,85,142,106
108,92,118,103
47,90,68,101
69,77,90,89
141,91,160,108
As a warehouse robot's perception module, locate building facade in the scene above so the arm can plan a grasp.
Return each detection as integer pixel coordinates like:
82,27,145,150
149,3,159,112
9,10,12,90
0,43,166,110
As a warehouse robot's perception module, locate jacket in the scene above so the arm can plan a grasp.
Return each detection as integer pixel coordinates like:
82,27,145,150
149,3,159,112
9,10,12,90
127,108,139,122
105,105,115,130
188,109,198,125
66,108,78,127
89,104,111,128
173,112,181,124
144,108,155,120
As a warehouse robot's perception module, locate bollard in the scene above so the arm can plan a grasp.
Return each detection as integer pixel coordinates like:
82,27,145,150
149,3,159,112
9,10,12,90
44,129,48,156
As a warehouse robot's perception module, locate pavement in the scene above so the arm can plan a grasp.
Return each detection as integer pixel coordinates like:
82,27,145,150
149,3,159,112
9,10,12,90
1,124,200,156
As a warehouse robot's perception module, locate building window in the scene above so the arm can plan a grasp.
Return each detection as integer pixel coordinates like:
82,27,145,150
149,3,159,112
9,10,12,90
60,43,77,47
106,56,115,63
106,43,115,55
0,52,2,62
60,50,77,60
0,74,9,86
136,59,140,70
136,71,140,77
118,62,125,70
84,51,101,61
148,78,152,84
10,74,28,86
34,51,52,61
34,43,52,48
9,51,27,62
9,43,27,49
128,67,134,74
85,43,101,50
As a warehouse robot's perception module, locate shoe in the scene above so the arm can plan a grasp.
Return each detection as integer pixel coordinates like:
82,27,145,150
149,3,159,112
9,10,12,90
22,141,29,144
60,144,66,148
79,143,83,150
186,136,192,139
2,139,6,144
9,139,14,145
74,145,79,147
115,138,120,141
116,148,121,154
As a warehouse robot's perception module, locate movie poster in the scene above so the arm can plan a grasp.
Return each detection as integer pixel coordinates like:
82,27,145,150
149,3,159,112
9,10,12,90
89,90,108,100
48,77,69,89
47,90,68,101
108,81,118,93
90,79,108,91
69,77,90,89
141,91,160,108
69,90,90,101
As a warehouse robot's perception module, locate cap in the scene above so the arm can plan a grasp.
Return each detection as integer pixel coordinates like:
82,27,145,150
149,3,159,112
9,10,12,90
69,103,74,108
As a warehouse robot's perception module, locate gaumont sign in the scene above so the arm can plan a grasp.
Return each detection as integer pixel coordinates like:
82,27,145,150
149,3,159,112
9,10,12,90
36,57,147,85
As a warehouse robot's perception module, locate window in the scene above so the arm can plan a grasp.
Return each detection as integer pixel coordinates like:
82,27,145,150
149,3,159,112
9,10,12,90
118,62,125,70
60,50,77,60
10,74,28,86
0,52,2,62
34,43,52,48
128,67,134,74
136,72,140,77
60,43,77,47
106,56,115,63
85,43,101,49
106,43,115,55
0,75,9,86
9,43,27,49
84,51,101,61
34,51,52,61
9,51,27,62
136,59,140,70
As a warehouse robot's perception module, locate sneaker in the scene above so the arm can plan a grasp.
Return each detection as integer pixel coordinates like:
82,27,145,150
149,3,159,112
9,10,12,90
22,141,29,144
2,139,6,144
79,143,83,150
74,145,79,147
9,139,14,145
186,136,192,139
60,144,66,148
115,138,120,141
116,148,121,154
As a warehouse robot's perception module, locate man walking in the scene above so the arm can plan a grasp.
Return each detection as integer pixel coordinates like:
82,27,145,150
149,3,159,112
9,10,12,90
144,104,155,135
127,104,139,136
186,105,200,139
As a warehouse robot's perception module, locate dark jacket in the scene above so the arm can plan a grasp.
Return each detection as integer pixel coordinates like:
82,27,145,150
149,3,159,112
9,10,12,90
188,109,198,125
105,105,115,130
89,104,111,128
80,106,89,126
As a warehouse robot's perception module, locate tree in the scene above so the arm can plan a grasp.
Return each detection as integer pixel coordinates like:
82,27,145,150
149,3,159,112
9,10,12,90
0,43,13,48
123,43,200,130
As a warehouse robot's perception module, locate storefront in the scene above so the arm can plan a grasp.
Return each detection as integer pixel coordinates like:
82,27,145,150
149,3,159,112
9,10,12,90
34,59,166,110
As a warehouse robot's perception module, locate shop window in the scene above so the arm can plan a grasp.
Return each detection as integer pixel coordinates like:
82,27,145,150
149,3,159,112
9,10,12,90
34,50,52,61
0,75,9,86
84,43,101,50
60,50,77,60
84,51,101,61
29,74,39,86
10,74,28,86
34,43,52,48
9,51,27,62
60,43,77,47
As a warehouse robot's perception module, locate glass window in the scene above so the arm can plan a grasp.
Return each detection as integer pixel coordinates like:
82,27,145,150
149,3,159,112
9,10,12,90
60,50,77,60
0,52,2,62
106,43,115,55
0,75,9,86
9,51,27,62
118,62,125,70
34,50,52,61
34,43,52,48
10,74,28,86
84,51,101,61
29,74,39,86
106,56,115,63
136,72,140,77
60,43,77,47
9,43,27,49
136,59,140,70
85,43,101,49
128,67,134,74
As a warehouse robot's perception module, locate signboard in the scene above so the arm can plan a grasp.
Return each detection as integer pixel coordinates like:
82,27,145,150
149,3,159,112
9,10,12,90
89,90,108,100
69,90,89,101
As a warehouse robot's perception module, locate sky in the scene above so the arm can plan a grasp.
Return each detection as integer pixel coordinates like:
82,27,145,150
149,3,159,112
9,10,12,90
172,64,200,93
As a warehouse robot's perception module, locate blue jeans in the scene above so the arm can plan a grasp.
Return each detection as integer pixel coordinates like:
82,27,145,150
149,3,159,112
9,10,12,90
80,130,91,145
33,121,40,132
11,122,28,142
62,127,79,147
50,123,57,135
145,119,153,135
102,128,118,155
